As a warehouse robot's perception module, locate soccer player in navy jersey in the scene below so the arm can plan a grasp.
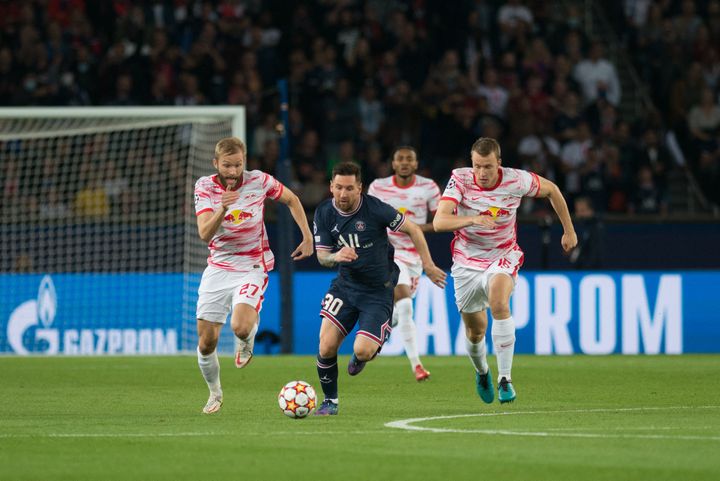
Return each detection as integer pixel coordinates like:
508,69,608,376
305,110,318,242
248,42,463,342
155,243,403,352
312,162,447,415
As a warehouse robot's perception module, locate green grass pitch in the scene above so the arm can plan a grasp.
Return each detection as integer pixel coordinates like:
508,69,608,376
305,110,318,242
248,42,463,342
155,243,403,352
1,355,718,481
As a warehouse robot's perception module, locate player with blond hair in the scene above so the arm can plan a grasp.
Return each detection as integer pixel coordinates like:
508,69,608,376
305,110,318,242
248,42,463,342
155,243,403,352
434,137,577,403
194,137,313,414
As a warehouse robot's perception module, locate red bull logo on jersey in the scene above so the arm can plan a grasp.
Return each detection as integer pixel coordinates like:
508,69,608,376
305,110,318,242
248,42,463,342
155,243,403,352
397,207,416,217
479,207,511,218
225,209,253,225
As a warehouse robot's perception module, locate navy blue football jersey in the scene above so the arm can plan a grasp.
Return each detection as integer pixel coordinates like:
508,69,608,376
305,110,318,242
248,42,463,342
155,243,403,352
314,194,405,289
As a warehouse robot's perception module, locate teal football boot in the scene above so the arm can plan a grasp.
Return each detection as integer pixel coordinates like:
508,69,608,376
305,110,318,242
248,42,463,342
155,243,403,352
498,377,516,404
475,368,495,404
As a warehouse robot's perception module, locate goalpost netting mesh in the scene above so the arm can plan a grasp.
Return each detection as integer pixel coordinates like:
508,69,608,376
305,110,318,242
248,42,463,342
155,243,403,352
0,111,242,355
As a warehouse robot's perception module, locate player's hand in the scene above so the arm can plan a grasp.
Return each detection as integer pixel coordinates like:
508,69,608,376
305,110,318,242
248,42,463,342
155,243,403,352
472,215,496,228
221,190,240,209
334,246,358,263
424,264,447,288
561,231,578,252
291,237,314,261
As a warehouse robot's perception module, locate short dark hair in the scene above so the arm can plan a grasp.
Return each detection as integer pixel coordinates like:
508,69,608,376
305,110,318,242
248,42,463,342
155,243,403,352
471,137,501,159
331,161,362,182
391,145,418,160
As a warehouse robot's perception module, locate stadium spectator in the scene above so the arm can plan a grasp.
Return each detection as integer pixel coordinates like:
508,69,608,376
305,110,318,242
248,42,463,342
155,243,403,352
568,196,604,269
687,88,720,153
358,83,384,143
39,187,71,220
637,128,673,190
251,112,280,157
497,0,534,49
560,121,594,201
573,41,621,107
322,78,358,155
629,166,668,215
73,173,110,219
673,0,703,45
476,68,509,119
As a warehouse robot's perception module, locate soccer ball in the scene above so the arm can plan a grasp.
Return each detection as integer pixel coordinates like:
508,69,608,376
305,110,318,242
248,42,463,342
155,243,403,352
278,380,317,418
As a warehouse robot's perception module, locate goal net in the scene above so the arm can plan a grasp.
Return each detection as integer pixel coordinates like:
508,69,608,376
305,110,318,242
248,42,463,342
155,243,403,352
0,107,245,355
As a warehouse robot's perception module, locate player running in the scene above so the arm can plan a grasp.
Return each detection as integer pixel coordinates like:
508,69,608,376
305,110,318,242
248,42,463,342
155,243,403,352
312,162,447,416
367,146,441,381
433,137,577,404
194,137,313,414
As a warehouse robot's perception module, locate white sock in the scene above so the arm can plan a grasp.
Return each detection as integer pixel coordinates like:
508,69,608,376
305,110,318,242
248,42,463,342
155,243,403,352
492,316,516,382
197,347,221,394
465,337,489,374
395,298,420,367
243,321,258,342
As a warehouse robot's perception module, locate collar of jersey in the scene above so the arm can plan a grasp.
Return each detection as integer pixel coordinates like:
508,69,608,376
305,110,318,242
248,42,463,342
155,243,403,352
212,174,243,191
332,195,363,216
392,175,416,189
473,168,503,191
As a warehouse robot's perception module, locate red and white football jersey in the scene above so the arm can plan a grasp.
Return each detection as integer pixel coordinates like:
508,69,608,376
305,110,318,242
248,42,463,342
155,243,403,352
194,170,284,272
441,167,540,270
368,174,441,266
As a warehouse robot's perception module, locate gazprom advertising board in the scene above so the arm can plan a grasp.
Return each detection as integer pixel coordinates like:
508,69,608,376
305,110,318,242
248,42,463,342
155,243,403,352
1,272,717,355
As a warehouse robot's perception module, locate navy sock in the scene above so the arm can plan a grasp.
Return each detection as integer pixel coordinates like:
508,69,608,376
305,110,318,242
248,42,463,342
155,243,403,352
316,354,338,399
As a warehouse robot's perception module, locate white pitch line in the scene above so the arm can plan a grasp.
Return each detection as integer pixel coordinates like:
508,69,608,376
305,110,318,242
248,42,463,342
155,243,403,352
0,432,224,439
384,405,720,441
0,430,388,439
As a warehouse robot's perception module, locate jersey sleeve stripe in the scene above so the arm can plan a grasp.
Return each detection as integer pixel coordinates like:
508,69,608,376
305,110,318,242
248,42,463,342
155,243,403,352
315,245,333,251
530,172,541,197
440,196,459,204
271,183,284,200
196,208,213,216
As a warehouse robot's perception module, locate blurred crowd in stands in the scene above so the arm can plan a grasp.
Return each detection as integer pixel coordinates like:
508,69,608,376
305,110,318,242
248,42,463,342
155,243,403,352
1,0,719,223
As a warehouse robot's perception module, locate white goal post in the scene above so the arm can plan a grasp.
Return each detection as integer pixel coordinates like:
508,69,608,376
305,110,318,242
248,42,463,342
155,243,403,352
0,106,245,355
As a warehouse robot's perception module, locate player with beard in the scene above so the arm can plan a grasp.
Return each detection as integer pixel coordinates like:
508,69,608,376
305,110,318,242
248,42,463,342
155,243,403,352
312,162,447,415
193,137,313,414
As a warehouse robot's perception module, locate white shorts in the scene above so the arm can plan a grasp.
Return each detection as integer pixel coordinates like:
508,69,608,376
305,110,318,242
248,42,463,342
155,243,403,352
452,249,524,313
396,260,422,297
196,265,269,323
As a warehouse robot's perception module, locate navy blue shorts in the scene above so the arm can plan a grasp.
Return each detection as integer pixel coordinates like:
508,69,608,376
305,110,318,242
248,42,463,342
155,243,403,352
319,278,394,348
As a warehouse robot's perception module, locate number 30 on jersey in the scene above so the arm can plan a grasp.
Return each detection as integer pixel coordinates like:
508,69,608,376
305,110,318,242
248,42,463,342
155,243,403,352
322,293,344,316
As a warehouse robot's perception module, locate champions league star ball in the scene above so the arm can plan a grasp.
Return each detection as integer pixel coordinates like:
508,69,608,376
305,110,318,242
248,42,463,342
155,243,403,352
278,380,317,418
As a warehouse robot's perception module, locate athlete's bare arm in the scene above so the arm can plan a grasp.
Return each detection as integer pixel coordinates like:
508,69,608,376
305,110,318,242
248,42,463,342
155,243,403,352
276,186,314,260
398,220,447,288
535,176,577,252
316,247,358,268
432,200,496,232
419,211,436,233
197,189,239,243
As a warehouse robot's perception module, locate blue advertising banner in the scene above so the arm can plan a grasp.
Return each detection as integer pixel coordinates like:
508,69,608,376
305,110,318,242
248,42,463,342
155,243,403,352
291,271,718,355
0,274,182,355
1,271,718,355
